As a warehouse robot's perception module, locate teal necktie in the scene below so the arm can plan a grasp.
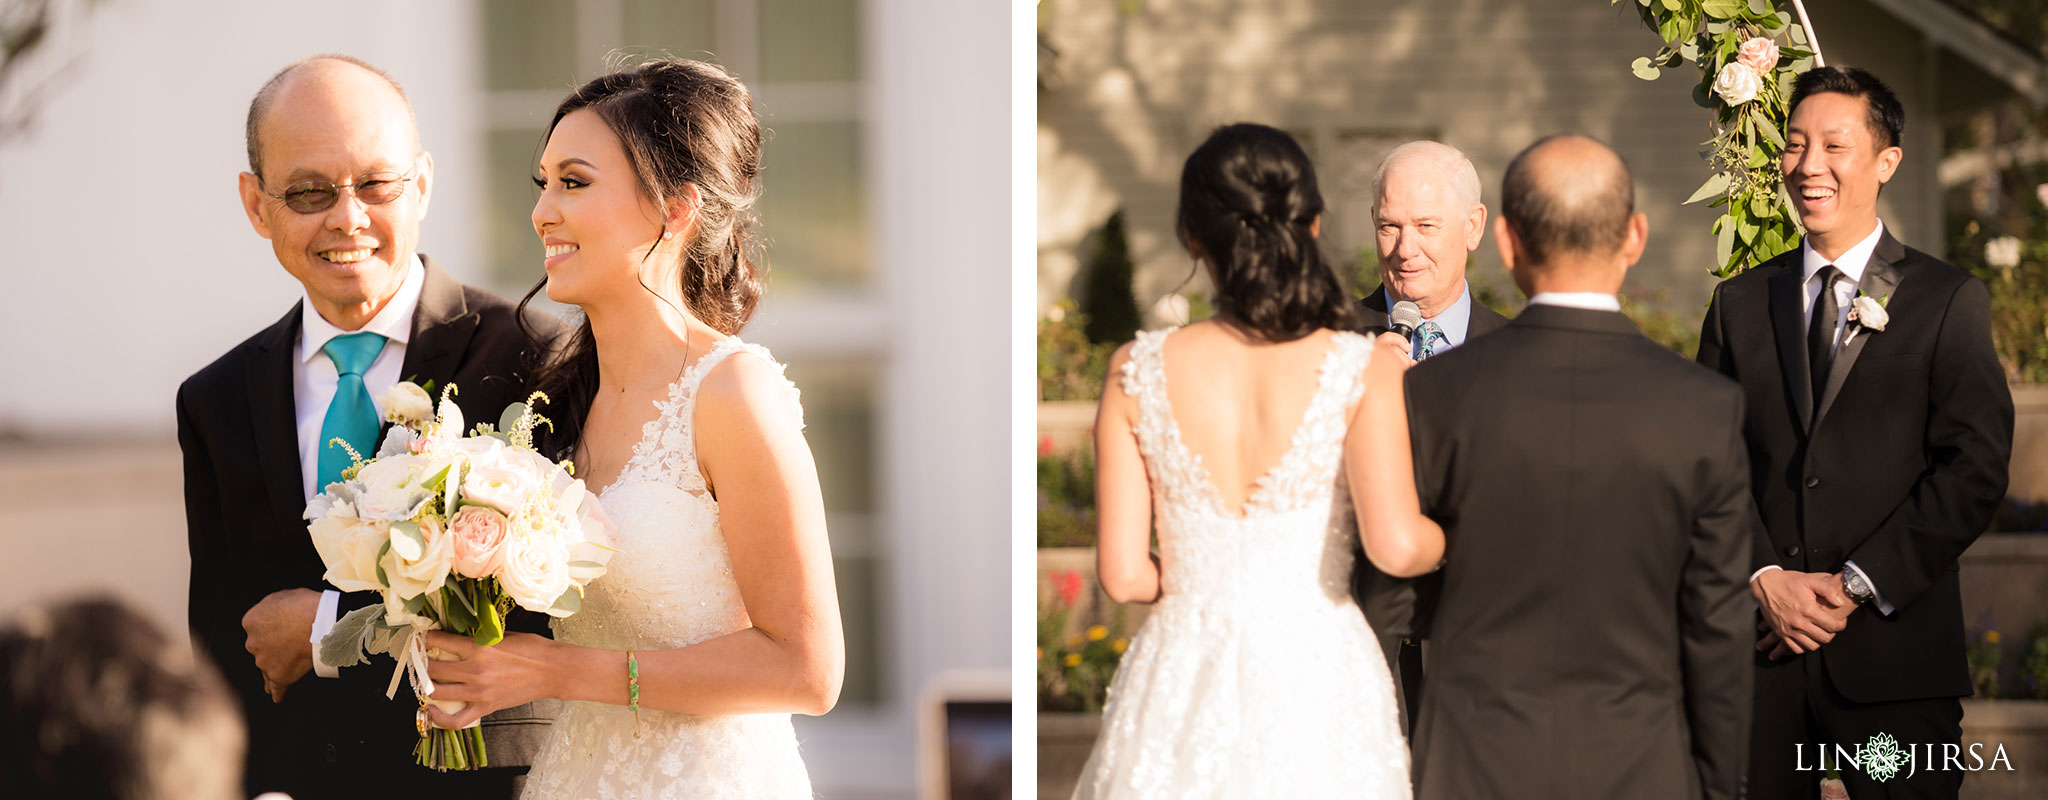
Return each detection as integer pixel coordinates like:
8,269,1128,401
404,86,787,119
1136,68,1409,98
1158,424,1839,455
317,331,388,490
1415,320,1448,360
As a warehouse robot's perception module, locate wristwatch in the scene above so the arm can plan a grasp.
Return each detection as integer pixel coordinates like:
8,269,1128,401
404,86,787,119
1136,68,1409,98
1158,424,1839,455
1841,570,1875,606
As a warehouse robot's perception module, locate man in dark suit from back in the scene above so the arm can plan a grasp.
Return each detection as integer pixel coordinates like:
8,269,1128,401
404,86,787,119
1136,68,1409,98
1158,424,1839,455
1348,140,1511,734
1697,66,2012,800
1404,135,1755,800
178,55,568,799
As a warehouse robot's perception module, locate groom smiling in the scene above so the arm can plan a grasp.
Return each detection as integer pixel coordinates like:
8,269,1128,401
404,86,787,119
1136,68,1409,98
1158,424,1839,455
179,54,566,799
1696,66,2013,800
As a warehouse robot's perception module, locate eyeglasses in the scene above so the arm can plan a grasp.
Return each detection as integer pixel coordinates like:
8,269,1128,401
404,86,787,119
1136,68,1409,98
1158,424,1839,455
259,165,420,214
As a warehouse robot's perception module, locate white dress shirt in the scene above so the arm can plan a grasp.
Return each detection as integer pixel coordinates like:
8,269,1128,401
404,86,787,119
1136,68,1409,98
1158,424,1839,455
295,255,425,675
1753,223,1894,615
1527,291,1622,312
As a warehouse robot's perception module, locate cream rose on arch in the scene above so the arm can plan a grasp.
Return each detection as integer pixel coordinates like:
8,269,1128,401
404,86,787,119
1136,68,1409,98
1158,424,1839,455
1713,61,1762,106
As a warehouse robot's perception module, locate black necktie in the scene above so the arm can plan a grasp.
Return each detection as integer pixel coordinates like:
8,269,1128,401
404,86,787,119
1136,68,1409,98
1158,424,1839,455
1807,265,1842,409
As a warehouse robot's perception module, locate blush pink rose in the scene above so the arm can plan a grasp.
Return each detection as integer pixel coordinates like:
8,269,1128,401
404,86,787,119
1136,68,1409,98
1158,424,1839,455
1737,37,1780,75
448,505,511,579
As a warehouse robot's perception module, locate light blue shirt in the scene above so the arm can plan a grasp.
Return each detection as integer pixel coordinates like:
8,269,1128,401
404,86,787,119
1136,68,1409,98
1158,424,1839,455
1396,282,1474,360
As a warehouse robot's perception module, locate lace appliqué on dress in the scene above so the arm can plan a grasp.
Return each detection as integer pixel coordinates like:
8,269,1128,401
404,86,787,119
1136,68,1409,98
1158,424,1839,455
523,338,813,800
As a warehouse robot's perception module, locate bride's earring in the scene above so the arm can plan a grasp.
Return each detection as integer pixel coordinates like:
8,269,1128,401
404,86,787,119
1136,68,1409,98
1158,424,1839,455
661,230,675,241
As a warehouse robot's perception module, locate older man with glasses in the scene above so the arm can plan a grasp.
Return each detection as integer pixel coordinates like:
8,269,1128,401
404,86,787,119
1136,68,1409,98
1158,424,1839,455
179,54,567,800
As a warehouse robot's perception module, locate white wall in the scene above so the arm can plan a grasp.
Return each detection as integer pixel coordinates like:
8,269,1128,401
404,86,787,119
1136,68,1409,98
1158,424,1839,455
0,0,484,437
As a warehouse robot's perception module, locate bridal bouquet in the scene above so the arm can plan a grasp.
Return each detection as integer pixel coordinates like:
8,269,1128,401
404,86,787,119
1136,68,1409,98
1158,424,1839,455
305,382,615,771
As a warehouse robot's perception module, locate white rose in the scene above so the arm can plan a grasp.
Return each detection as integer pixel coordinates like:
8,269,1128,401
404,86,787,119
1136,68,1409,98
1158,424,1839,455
500,521,574,616
1851,295,1889,332
379,382,435,427
353,455,427,521
383,516,455,599
1713,61,1762,106
308,511,390,593
464,464,538,516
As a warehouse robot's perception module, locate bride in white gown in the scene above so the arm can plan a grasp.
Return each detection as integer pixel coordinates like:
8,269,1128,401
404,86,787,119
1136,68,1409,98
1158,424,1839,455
418,59,841,799
1073,124,1437,799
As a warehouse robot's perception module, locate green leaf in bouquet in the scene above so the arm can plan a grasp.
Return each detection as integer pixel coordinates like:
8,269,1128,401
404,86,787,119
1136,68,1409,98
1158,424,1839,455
450,580,479,616
498,403,529,437
550,587,583,615
443,587,476,634
392,520,426,561
321,604,386,669
1747,0,1771,15
376,541,392,587
473,600,505,647
404,591,430,616
424,464,452,494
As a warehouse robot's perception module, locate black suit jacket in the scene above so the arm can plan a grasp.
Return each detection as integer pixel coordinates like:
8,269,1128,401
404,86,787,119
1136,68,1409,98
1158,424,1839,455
178,257,570,799
1406,305,1755,800
1695,229,2013,703
1350,285,1511,640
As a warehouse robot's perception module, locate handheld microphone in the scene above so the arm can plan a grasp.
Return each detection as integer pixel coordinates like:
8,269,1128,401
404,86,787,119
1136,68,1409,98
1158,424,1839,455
1387,300,1423,343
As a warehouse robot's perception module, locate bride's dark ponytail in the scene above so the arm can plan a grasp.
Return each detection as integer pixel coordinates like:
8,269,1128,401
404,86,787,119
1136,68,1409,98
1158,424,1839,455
1177,124,1356,342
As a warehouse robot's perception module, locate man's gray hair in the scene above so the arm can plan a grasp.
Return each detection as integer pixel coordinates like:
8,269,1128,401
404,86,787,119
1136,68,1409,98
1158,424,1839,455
1372,140,1483,212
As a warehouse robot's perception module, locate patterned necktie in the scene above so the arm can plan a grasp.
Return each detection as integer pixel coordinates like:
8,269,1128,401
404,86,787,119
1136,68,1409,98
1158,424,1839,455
1415,320,1448,360
317,331,388,489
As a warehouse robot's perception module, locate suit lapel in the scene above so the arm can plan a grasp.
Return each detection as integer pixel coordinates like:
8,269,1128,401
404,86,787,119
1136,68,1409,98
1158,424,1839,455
1813,234,1907,429
246,304,309,520
1767,265,1813,432
399,255,476,390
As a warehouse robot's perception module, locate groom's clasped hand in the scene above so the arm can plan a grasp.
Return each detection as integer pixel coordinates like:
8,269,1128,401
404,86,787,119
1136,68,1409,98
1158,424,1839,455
1753,567,1854,659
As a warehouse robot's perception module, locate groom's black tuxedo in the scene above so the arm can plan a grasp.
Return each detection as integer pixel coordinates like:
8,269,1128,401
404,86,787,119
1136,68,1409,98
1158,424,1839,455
179,258,568,799
1349,284,1511,734
1405,304,1756,800
1696,229,2012,799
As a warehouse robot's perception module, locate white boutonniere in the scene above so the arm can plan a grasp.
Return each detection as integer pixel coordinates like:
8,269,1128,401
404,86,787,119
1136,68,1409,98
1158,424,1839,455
1842,290,1891,346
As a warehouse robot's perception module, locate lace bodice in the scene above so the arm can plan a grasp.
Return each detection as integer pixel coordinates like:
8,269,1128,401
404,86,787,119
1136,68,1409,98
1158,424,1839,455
1074,328,1410,799
524,338,812,800
1119,327,1374,607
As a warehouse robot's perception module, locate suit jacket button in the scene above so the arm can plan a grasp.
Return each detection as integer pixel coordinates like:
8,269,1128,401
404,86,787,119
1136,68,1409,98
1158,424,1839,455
1785,545,1802,557
324,744,338,764
1805,476,1821,488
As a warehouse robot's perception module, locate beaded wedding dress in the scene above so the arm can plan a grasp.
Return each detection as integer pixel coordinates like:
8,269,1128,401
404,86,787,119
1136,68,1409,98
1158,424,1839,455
1072,328,1411,800
523,339,813,800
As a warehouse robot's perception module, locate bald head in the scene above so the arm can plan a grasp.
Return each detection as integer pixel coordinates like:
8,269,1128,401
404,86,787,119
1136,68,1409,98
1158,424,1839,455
1499,135,1635,267
245,55,418,179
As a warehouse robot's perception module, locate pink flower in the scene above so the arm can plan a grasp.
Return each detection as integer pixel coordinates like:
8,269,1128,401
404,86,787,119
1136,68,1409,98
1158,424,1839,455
1052,570,1083,606
1039,436,1055,458
448,505,511,579
1738,37,1780,75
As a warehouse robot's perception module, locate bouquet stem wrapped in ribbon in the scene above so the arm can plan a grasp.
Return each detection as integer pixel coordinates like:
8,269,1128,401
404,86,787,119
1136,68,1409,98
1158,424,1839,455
305,383,615,771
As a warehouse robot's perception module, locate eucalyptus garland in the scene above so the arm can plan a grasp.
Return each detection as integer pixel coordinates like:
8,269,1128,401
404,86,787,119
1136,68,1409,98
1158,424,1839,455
1623,0,1818,277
